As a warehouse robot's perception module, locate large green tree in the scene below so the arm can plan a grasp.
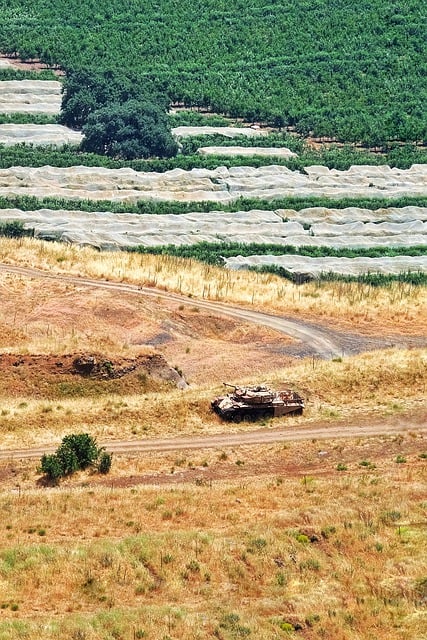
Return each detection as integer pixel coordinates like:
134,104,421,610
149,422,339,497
80,100,178,159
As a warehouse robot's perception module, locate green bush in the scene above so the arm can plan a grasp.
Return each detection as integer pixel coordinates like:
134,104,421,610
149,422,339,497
60,433,100,469
98,450,113,474
39,433,111,481
0,221,34,239
39,454,64,481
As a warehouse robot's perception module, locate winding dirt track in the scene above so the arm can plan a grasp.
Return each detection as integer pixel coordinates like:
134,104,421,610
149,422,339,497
1,413,426,461
0,262,342,358
0,263,425,462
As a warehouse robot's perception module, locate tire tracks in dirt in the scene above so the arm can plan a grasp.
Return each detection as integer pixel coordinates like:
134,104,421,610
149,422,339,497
1,412,425,461
1,263,425,464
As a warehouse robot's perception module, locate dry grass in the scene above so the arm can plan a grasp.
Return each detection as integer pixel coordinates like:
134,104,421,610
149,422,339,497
0,348,425,449
1,237,426,335
0,452,426,639
0,263,296,383
0,237,426,639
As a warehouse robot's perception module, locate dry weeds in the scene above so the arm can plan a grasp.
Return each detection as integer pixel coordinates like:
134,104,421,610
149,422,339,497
1,237,426,335
0,348,425,450
0,264,296,383
0,237,426,640
0,450,425,640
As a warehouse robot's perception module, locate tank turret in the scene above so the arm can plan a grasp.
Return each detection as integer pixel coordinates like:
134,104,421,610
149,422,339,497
211,383,304,422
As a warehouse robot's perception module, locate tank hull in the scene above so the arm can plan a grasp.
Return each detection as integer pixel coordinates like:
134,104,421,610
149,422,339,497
211,385,304,422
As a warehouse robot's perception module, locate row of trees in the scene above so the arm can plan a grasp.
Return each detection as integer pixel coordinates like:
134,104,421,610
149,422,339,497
1,139,426,172
0,0,425,149
2,193,427,218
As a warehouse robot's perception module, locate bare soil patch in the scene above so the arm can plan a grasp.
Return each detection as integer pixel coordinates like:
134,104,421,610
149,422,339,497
0,413,425,491
0,54,64,75
0,268,297,384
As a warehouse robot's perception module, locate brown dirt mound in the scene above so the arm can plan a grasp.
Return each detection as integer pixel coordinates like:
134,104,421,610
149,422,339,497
0,352,186,398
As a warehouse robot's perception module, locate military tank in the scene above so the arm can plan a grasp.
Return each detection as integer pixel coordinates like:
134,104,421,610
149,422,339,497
211,383,304,422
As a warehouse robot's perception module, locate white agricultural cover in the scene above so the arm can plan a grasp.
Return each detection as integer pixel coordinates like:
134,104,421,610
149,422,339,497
0,164,426,202
0,80,61,94
0,124,83,146
311,221,427,236
224,254,427,276
276,206,427,224
1,207,426,250
0,80,62,115
197,146,298,157
171,126,269,138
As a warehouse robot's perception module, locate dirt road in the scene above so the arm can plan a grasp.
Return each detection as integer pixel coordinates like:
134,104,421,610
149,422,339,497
1,263,424,464
1,412,425,461
0,262,343,358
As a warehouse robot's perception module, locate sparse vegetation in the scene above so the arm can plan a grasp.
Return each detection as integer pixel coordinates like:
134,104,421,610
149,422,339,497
0,238,426,339
0,461,425,639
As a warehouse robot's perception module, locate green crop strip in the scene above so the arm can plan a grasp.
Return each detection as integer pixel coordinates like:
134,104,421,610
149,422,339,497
251,265,427,287
1,142,426,171
0,114,58,125
1,195,427,216
128,242,427,265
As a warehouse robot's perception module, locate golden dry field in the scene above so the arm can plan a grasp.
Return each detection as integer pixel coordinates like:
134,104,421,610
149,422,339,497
1,237,426,336
0,237,426,640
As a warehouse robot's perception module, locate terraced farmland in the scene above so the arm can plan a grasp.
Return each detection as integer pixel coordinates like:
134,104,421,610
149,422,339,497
0,69,426,279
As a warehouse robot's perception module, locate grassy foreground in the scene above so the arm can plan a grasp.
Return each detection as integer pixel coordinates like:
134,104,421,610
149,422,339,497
0,458,426,640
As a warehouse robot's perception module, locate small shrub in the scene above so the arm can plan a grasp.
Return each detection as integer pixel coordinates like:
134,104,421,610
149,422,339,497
39,433,112,481
321,526,336,539
186,560,200,573
336,463,347,471
359,459,375,468
98,451,112,474
395,455,407,464
300,558,320,571
248,537,267,552
381,510,401,524
162,553,174,564
219,613,251,637
305,614,320,627
276,571,286,586
295,533,310,544
39,454,64,481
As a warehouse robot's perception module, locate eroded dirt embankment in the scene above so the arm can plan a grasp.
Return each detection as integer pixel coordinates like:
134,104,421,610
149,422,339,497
0,352,186,398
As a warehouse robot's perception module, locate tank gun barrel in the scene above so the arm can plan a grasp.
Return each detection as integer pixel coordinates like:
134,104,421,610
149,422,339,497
223,382,238,389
